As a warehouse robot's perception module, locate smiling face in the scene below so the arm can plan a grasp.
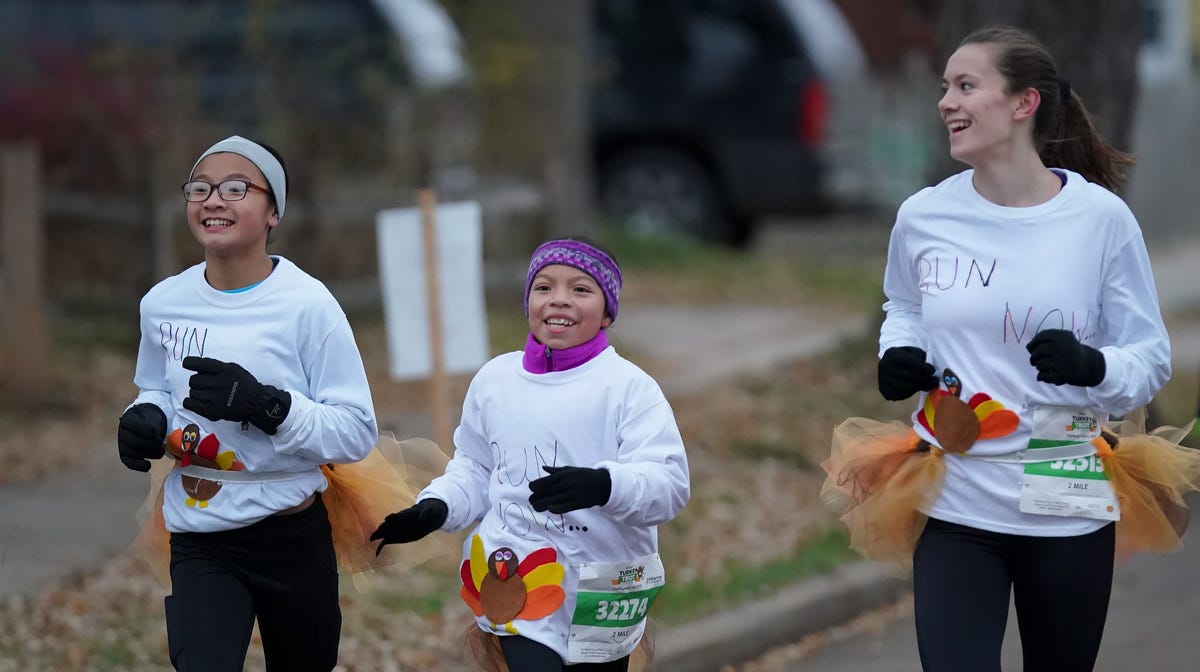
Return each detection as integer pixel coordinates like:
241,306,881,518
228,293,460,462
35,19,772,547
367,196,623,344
938,43,1032,168
186,152,278,260
527,264,611,350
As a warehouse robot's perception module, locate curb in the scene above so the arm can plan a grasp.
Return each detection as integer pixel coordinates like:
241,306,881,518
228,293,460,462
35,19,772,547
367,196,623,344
652,561,907,672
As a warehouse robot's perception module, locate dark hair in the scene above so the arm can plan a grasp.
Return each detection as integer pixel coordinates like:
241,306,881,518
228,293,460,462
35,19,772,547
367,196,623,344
958,25,1134,191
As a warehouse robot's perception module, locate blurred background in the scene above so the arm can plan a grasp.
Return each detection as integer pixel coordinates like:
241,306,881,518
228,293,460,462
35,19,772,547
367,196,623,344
0,0,1196,346
2,1,1200,669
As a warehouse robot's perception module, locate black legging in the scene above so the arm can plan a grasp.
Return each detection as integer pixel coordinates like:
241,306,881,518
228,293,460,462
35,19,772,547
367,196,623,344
499,635,630,672
912,517,1115,672
166,496,340,672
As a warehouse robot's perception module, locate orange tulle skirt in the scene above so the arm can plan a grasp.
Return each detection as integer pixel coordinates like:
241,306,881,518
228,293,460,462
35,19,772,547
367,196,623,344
820,418,946,573
131,433,449,591
1100,418,1200,561
822,415,1200,574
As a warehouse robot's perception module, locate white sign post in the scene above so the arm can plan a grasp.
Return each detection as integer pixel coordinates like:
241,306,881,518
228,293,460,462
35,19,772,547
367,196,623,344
376,197,489,449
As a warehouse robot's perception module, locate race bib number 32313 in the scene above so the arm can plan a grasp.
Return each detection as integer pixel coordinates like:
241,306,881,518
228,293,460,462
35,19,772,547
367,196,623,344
1019,406,1119,521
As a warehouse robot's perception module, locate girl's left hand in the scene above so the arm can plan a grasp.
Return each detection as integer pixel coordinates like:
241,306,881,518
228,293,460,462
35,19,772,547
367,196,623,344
528,466,612,513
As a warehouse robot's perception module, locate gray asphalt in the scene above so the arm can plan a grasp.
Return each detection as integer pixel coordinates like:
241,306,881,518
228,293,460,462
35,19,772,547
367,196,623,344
611,303,870,397
781,518,1200,671
0,440,146,597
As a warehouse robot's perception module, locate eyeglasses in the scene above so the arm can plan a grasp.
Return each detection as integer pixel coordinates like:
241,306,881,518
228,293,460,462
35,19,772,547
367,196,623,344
181,179,271,202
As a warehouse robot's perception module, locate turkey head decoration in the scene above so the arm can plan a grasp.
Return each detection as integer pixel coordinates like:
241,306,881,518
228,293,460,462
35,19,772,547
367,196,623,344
460,535,566,633
481,547,525,623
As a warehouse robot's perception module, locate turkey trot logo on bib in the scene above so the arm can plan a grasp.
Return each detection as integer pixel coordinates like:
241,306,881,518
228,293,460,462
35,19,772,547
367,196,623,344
1066,414,1098,435
611,565,645,587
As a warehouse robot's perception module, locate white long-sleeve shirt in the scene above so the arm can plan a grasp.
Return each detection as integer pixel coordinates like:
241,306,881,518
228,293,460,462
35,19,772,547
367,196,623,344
130,256,378,533
419,346,690,662
880,169,1170,535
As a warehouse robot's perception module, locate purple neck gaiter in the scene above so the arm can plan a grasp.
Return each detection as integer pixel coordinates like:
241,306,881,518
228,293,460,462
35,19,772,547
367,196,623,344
522,330,609,374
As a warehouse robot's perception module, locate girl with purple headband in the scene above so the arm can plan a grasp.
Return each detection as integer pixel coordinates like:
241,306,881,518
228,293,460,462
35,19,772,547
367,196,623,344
372,235,691,671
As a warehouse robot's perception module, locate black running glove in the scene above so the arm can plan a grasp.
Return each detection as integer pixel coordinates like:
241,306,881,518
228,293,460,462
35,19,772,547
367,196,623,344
117,403,168,472
181,356,292,435
528,465,612,514
369,498,449,555
878,346,939,401
1026,329,1106,387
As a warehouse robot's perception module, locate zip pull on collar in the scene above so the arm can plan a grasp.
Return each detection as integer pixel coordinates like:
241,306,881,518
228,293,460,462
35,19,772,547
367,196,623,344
522,330,608,373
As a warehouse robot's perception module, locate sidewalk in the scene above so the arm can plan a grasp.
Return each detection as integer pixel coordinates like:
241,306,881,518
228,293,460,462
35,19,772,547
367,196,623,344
0,434,146,598
1149,237,1200,370
610,303,870,396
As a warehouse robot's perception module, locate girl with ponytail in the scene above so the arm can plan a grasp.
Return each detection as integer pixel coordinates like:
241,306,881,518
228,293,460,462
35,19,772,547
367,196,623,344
823,24,1200,672
965,25,1135,192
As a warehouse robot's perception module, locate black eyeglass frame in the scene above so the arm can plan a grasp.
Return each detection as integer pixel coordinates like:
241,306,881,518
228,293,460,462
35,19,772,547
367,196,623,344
180,179,271,202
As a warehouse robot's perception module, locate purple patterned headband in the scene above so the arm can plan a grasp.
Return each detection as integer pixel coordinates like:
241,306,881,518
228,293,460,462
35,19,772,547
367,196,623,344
524,239,622,323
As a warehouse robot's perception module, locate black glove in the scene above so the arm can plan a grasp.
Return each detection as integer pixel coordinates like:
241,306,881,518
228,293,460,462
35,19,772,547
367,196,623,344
1026,329,1106,386
182,356,291,435
878,346,939,401
528,465,612,514
369,498,449,555
117,403,168,472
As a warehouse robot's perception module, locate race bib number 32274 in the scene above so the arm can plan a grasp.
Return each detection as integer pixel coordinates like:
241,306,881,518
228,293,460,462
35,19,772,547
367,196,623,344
567,554,664,663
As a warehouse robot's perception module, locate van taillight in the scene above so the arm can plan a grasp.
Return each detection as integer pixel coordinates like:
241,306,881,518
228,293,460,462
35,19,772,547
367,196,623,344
798,80,828,146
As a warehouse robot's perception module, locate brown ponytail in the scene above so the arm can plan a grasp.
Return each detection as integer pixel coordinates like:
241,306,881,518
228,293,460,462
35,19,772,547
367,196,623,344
959,26,1134,191
1041,86,1134,191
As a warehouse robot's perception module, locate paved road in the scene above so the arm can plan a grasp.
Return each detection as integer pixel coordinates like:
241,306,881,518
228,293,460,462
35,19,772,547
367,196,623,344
611,303,870,397
782,499,1200,667
0,443,145,597
1125,72,1200,245
778,511,1200,671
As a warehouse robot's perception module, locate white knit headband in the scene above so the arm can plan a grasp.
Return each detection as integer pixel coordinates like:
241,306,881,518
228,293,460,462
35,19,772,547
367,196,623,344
190,135,287,221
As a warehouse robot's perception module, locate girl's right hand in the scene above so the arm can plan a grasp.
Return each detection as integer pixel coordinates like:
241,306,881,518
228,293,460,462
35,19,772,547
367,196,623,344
117,403,168,472
369,498,449,554
878,346,939,401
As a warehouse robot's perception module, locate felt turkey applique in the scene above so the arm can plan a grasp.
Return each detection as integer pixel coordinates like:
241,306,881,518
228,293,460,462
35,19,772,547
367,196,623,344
460,535,565,634
164,423,245,507
916,368,1019,454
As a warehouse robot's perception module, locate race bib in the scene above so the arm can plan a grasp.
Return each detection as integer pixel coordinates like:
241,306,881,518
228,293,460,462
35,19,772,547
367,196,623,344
567,554,664,663
1019,406,1119,521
